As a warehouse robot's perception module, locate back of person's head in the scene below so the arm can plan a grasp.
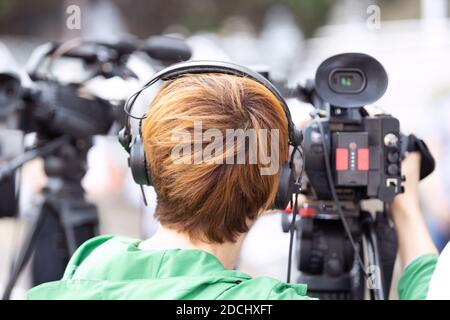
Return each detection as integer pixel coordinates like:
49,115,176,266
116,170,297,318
142,73,289,244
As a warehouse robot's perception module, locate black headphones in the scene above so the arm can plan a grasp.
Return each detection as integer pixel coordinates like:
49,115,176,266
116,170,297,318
118,60,303,210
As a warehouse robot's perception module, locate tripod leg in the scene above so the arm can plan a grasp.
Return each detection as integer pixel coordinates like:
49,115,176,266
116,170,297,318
29,194,100,286
31,207,70,286
59,198,99,255
2,205,49,300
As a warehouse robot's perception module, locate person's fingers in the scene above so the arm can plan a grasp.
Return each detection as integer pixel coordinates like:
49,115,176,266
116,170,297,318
297,118,312,130
402,152,421,184
392,152,421,213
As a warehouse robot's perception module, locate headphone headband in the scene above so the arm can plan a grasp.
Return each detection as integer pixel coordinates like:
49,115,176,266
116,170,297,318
123,60,299,147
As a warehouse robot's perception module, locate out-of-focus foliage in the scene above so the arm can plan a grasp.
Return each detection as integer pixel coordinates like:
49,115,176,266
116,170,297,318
0,0,335,39
121,0,334,37
281,0,335,36
0,0,63,39
377,0,420,21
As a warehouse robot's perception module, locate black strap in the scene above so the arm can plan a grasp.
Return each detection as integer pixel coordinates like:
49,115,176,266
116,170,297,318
403,134,435,180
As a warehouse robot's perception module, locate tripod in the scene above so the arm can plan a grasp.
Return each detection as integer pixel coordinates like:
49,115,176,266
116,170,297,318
291,202,397,300
2,136,99,299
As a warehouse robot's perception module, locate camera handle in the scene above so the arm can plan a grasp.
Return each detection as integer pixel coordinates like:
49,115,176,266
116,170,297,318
0,135,70,182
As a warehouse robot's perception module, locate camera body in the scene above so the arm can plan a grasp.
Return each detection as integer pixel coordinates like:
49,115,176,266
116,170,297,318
303,110,402,203
20,80,117,138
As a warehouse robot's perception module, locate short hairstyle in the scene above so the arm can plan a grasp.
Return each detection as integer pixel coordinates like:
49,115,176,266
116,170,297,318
142,73,289,243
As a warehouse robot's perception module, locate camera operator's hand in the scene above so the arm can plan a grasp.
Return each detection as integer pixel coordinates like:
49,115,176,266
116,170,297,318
391,152,421,214
391,152,438,269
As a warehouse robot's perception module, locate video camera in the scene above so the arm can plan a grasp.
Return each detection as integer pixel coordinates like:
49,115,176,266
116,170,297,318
0,36,192,298
0,38,139,221
0,35,193,214
279,53,435,300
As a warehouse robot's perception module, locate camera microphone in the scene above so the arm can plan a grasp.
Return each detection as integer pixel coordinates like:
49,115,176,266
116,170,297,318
142,35,192,65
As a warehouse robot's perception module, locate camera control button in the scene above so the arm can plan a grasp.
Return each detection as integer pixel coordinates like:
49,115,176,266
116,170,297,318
387,151,399,163
387,164,399,176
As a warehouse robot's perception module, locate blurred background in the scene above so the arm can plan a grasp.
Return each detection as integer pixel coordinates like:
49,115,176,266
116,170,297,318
1,0,450,299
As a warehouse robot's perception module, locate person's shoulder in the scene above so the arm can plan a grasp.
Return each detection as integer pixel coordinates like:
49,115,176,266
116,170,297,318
62,235,140,279
27,235,143,300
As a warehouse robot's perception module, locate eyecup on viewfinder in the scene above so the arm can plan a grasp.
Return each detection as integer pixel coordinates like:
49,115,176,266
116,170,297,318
315,52,388,108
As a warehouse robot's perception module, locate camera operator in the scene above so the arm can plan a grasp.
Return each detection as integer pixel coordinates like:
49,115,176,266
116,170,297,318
27,73,438,300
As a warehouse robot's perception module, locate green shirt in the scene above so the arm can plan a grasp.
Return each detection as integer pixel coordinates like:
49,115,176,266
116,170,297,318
398,253,438,300
27,235,437,300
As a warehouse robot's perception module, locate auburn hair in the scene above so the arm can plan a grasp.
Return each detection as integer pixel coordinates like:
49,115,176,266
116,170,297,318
142,73,289,243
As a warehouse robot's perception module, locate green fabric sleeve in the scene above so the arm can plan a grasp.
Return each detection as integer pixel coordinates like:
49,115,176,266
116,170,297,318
267,282,317,300
397,253,438,300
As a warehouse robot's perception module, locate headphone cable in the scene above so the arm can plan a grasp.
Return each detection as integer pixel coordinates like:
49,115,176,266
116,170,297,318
286,191,299,283
286,144,303,283
313,114,367,276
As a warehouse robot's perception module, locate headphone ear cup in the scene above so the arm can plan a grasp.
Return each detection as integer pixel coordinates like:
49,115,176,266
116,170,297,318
293,128,303,146
129,138,152,186
273,161,295,210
